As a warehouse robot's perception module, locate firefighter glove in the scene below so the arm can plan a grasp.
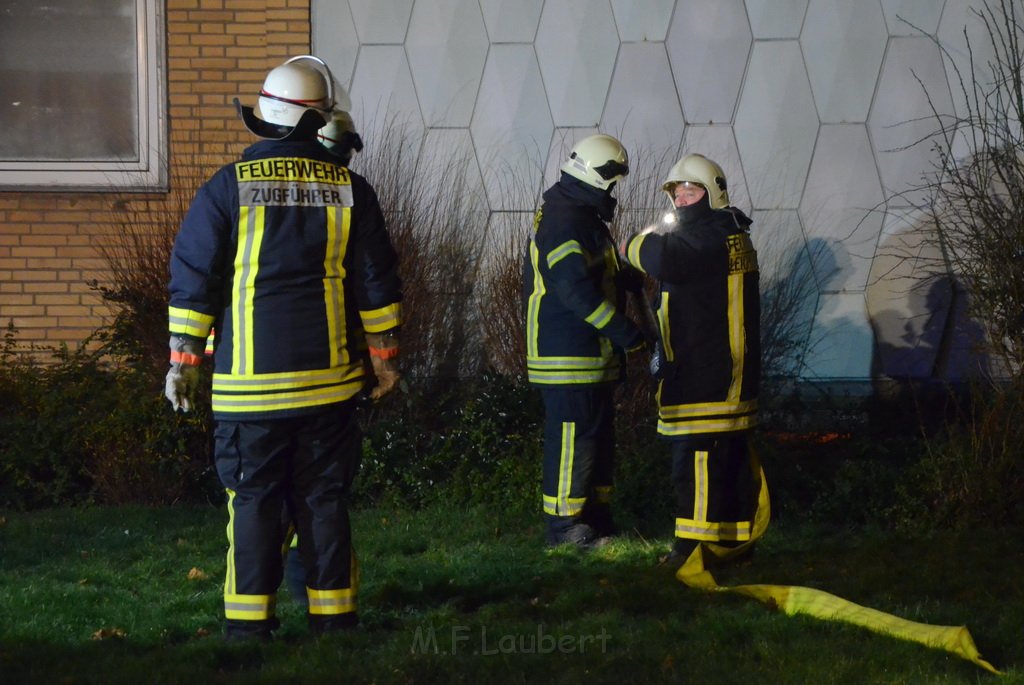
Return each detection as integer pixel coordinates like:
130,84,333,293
165,334,204,412
366,330,400,401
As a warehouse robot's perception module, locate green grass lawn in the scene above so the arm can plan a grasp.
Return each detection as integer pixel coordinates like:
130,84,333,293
0,504,1020,684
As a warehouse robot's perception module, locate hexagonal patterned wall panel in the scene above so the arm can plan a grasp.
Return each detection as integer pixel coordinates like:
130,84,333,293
348,0,415,44
470,44,552,211
745,0,808,38
405,0,488,127
610,0,675,42
479,0,543,42
734,41,818,210
535,0,619,127
348,44,423,142
868,36,953,208
801,0,887,123
601,43,684,155
666,0,751,125
312,0,1002,385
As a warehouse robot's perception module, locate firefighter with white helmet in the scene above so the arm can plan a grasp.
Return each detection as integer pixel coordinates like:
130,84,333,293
317,108,363,166
166,55,403,640
523,134,647,548
620,153,764,567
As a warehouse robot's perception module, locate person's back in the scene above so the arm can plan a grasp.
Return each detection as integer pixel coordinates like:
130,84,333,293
174,139,397,418
166,55,402,641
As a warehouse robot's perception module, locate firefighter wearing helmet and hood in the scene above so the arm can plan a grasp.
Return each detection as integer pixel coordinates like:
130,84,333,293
620,153,764,568
166,55,403,641
523,134,648,548
317,108,363,167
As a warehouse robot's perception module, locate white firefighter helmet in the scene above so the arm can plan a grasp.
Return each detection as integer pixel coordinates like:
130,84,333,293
255,56,334,127
317,109,363,164
560,134,629,191
237,56,337,139
662,153,730,209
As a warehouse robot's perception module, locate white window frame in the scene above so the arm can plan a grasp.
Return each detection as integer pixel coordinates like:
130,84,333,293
0,0,167,192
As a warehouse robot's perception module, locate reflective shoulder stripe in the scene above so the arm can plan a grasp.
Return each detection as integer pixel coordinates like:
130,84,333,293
546,240,584,269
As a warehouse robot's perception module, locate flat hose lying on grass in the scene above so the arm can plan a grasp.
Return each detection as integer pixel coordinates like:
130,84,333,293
674,450,1000,676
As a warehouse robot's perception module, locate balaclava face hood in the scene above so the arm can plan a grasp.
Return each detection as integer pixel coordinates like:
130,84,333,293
559,172,618,222
674,192,712,225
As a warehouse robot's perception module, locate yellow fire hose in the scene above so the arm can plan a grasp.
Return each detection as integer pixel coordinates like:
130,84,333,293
674,452,1001,675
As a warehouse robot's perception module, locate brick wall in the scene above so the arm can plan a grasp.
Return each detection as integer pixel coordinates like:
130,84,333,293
0,0,311,354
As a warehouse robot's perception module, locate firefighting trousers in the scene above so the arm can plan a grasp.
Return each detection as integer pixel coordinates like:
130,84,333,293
670,433,755,544
540,386,615,519
214,401,361,632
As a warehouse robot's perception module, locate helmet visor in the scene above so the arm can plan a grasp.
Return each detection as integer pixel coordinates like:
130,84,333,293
594,159,629,180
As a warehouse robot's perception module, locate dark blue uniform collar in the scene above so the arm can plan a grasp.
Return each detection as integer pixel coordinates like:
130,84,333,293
543,173,618,221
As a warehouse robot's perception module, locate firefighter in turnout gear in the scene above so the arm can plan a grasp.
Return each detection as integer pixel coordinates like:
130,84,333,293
165,56,403,641
523,134,647,548
620,153,762,567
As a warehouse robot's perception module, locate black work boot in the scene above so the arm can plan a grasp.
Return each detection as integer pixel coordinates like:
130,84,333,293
223,617,278,643
309,612,359,636
545,515,610,549
582,502,619,538
658,538,699,569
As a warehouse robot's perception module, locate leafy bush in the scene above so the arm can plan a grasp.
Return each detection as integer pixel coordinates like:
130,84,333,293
0,324,215,510
356,373,543,514
910,379,1024,528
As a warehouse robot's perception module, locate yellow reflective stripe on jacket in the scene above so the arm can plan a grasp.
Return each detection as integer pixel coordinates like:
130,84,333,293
526,362,622,385
224,593,276,621
674,449,1000,676
584,300,615,329
657,414,758,435
660,398,758,419
212,380,364,414
657,292,673,362
211,365,365,414
658,398,758,435
168,306,215,339
726,271,745,403
546,239,584,269
308,587,357,616
525,241,546,357
232,204,264,375
626,232,647,273
526,352,616,368
323,205,350,368
360,302,402,333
